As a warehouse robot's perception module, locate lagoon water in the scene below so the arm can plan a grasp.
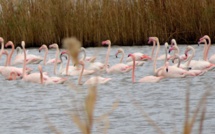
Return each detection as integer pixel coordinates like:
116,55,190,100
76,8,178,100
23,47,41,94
0,45,215,134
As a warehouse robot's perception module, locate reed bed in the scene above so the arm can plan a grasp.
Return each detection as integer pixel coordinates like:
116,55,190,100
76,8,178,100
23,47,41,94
0,0,214,47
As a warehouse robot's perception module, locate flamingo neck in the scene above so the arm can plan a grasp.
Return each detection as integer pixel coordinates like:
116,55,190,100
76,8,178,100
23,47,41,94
54,46,59,75
205,38,211,61
175,56,181,68
78,63,84,85
132,55,136,83
105,43,111,70
174,46,179,55
44,46,48,65
8,43,14,66
4,52,9,66
39,67,44,84
186,47,195,67
153,41,160,74
119,50,124,63
22,47,27,79
66,54,71,75
0,42,4,60
164,45,168,65
81,49,86,61
151,41,156,59
203,41,207,61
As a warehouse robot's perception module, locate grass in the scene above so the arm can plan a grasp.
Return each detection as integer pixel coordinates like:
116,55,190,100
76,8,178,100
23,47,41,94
0,0,214,47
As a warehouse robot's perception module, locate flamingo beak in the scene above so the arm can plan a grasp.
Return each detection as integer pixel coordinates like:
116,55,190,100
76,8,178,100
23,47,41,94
128,54,132,57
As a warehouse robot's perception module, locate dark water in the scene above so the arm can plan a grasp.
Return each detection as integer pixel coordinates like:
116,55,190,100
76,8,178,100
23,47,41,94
0,45,215,134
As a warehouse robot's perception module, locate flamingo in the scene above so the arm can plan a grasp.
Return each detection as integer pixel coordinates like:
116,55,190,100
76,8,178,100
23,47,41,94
59,51,94,75
115,48,145,66
0,43,32,79
49,43,60,75
169,39,188,61
148,37,192,78
78,61,111,85
39,44,61,65
171,53,205,76
184,45,215,71
38,65,67,85
199,35,215,64
126,41,152,62
129,54,163,83
102,40,134,74
87,56,106,71
156,43,171,60
21,41,48,83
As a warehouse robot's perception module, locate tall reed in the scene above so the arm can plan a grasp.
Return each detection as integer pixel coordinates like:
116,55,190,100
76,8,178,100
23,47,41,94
0,0,214,47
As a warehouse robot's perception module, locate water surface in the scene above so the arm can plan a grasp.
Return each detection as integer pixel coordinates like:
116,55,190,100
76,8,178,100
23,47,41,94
0,45,215,134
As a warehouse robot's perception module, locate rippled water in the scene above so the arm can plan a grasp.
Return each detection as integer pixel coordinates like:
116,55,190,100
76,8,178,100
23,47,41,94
0,45,215,134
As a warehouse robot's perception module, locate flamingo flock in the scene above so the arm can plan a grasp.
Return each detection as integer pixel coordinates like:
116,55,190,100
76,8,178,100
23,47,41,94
0,35,214,85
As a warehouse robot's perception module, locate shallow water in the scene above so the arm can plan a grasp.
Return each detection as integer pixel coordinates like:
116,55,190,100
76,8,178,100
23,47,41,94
0,45,215,134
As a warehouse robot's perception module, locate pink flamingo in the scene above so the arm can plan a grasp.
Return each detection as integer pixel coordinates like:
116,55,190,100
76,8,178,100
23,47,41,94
37,65,67,85
171,53,205,76
148,37,192,78
78,61,111,85
156,43,171,60
115,48,145,66
39,44,61,65
60,51,94,75
126,42,152,62
87,56,106,71
0,49,31,79
102,40,135,74
184,44,215,71
22,41,47,83
49,43,60,75
129,54,163,83
169,39,187,61
199,35,215,64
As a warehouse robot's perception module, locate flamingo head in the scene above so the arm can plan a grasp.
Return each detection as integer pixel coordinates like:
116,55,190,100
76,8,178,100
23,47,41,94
164,42,169,49
49,43,58,49
168,46,176,53
140,54,152,60
184,46,192,57
5,41,14,48
170,39,177,47
115,48,123,58
60,50,68,56
59,53,68,61
102,40,111,46
200,35,210,42
128,54,135,59
0,37,4,43
79,47,86,52
148,37,158,44
39,44,47,52
198,35,210,45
